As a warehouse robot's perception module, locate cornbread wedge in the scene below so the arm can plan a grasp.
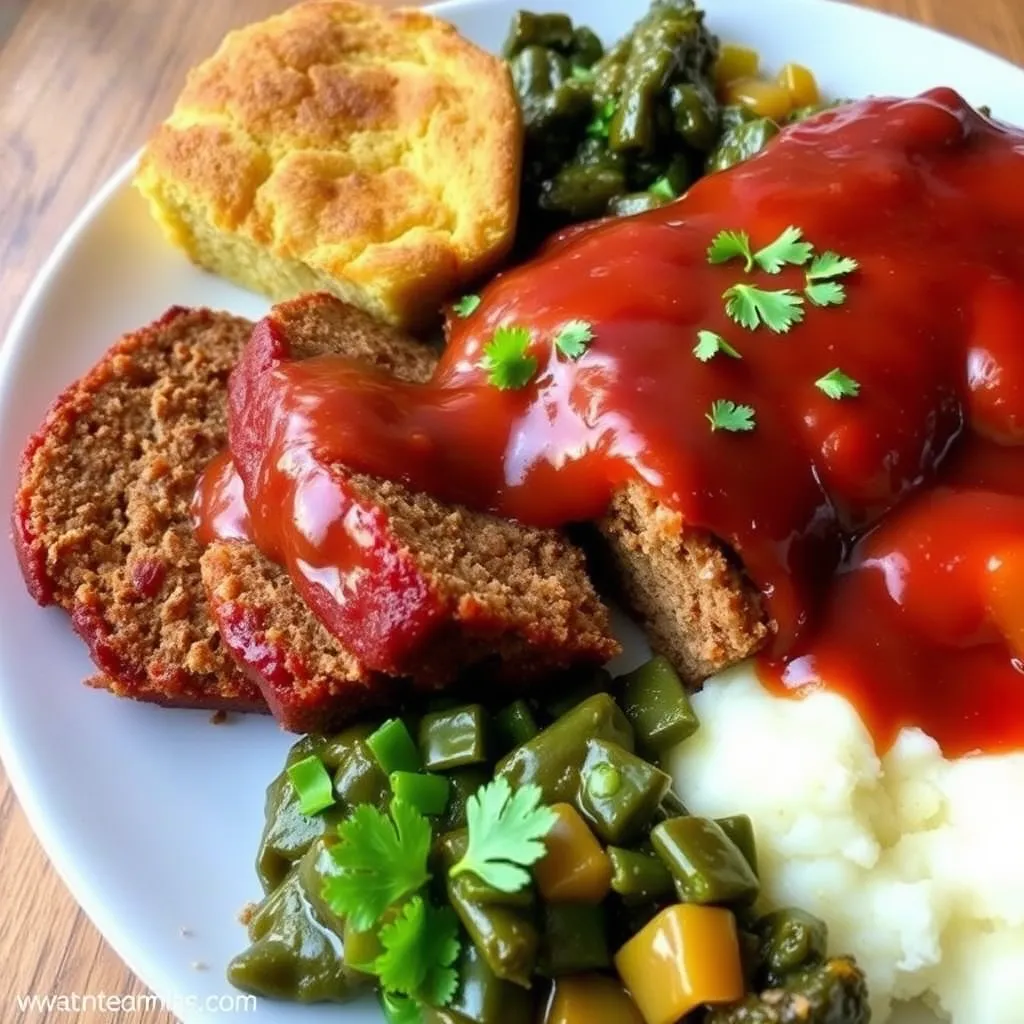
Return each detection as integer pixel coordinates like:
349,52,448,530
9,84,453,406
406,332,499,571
134,0,522,329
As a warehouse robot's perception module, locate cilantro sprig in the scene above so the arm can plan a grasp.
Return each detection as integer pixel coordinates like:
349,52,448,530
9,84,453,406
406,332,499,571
694,330,740,362
815,368,860,400
706,400,756,433
554,320,594,360
450,777,557,892
723,283,805,334
452,294,481,318
374,898,460,1006
482,326,537,390
753,226,814,274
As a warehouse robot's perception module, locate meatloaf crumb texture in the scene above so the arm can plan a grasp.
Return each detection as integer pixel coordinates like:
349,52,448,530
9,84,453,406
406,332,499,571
599,482,769,682
204,293,619,731
12,307,264,711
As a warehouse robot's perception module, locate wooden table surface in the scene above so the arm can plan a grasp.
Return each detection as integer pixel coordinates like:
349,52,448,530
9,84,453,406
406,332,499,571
1,0,1023,1021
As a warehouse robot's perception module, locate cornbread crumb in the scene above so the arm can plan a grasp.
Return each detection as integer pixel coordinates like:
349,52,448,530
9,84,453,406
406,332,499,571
134,0,521,328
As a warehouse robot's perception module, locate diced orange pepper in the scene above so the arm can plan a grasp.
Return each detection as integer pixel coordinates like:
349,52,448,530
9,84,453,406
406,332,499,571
987,547,1024,660
533,803,612,903
615,904,745,1024
714,43,760,86
777,62,820,108
543,974,646,1024
721,77,793,122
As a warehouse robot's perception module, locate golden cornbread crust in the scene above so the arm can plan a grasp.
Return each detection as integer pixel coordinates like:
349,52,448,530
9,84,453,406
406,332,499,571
134,1,521,328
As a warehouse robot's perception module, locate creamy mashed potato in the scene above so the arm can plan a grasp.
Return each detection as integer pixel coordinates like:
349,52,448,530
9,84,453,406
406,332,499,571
668,667,1024,1024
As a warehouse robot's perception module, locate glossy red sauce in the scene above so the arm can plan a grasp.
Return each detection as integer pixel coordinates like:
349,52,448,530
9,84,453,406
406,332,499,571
197,90,1024,755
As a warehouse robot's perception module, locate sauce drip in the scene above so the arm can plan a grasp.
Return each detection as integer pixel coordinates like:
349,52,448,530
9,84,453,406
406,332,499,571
198,90,1024,756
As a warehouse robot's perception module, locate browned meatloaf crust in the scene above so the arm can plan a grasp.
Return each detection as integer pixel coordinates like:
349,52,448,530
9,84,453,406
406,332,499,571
599,483,769,682
202,293,621,732
12,307,265,711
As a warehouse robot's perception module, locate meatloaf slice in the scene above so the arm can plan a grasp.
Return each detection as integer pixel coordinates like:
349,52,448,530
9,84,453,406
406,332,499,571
599,482,769,682
12,307,264,711
203,293,619,732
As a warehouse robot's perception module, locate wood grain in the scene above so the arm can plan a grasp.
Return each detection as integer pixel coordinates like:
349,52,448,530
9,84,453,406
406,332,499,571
0,1,1021,1021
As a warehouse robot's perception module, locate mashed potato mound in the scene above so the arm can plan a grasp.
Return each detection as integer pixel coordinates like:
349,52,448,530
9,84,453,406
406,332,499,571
668,667,1024,1024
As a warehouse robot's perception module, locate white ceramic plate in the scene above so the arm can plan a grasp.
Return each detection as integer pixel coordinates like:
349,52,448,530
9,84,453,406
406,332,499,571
2,1,1023,1021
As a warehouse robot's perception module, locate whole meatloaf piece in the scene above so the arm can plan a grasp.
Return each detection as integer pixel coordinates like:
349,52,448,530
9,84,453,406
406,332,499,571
12,307,264,711
203,293,620,732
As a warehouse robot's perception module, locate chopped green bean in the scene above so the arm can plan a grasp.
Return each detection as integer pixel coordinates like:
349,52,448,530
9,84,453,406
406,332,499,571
717,814,759,876
537,902,611,976
652,816,760,905
418,705,489,771
618,655,700,751
438,768,489,833
578,738,672,844
493,700,539,754
389,771,450,816
444,942,536,1024
607,845,675,901
757,908,829,976
366,718,421,775
286,755,336,816
544,669,613,720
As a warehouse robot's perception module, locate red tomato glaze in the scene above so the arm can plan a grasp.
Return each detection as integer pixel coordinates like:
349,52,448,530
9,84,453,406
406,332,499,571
200,90,1024,755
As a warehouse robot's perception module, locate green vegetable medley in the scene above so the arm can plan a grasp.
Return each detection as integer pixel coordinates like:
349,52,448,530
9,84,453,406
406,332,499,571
229,656,870,1024
505,1,836,242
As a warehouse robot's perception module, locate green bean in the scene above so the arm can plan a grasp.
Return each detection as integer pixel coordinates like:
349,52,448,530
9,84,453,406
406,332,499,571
607,846,675,901
493,700,539,754
572,26,604,68
503,11,576,58
720,103,758,130
651,816,760,905
331,731,390,813
706,957,870,1024
757,908,829,977
366,718,421,775
543,668,613,720
418,705,489,771
444,942,537,1024
438,768,489,833
343,918,382,973
609,192,667,217
707,117,780,173
578,738,672,844
448,874,539,988
227,864,367,1002
295,837,345,937
717,814,759,876
496,693,634,805
537,902,611,976
670,81,719,150
618,655,699,752
390,771,450,816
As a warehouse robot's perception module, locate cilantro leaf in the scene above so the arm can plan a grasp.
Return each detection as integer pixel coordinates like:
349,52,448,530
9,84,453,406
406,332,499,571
322,799,431,932
754,226,814,274
707,230,753,272
806,280,846,307
381,993,423,1024
723,284,805,333
693,330,741,362
815,368,861,400
706,399,756,432
452,294,481,318
587,98,617,139
450,778,557,892
807,251,859,280
649,176,676,201
554,320,594,360
374,897,460,1005
482,325,537,390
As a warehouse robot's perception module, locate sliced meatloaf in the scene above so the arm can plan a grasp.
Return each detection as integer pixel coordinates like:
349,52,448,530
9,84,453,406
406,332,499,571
599,482,769,682
203,293,620,731
12,307,264,711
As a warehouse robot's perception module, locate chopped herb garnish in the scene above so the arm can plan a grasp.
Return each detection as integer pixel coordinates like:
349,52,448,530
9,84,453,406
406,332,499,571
649,176,676,201
815,368,861,400
373,897,460,1006
322,798,431,932
482,325,538,390
723,283,805,333
754,226,814,274
554,319,594,360
452,294,481,318
807,251,859,281
381,993,422,1024
805,280,847,307
286,755,336,816
707,230,754,272
587,98,617,139
706,399,756,433
571,64,595,81
449,777,557,892
693,329,741,362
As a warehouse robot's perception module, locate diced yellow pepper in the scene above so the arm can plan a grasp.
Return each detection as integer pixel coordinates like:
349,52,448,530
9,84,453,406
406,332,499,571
714,43,760,86
615,904,745,1024
721,77,793,122
777,62,820,108
533,803,612,903
543,974,646,1024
